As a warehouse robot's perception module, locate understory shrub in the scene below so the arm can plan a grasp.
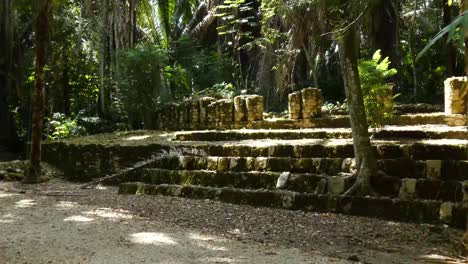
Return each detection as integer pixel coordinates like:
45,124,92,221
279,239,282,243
358,50,398,127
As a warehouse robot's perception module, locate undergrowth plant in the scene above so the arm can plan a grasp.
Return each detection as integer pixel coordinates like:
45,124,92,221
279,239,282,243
47,113,86,140
358,50,398,128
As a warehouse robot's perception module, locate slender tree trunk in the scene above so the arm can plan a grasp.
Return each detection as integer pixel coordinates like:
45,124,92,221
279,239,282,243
0,0,18,149
25,0,50,183
444,0,456,77
409,0,418,100
62,43,70,116
98,0,108,117
337,25,377,196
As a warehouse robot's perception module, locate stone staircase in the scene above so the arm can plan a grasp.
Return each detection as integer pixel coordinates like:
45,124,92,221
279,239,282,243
41,82,468,227
117,122,468,228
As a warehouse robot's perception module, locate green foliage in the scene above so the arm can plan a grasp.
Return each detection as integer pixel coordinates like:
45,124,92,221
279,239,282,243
322,100,348,115
192,82,237,99
172,38,235,93
47,113,86,140
117,44,169,119
416,10,468,61
358,50,398,127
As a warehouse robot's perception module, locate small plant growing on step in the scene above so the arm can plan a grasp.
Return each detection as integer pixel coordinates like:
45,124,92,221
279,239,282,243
358,50,398,128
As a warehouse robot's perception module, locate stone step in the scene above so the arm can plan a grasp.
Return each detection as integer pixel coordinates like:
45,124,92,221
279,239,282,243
118,182,466,228
139,168,464,202
141,168,327,194
184,140,468,160
153,156,468,181
174,126,468,141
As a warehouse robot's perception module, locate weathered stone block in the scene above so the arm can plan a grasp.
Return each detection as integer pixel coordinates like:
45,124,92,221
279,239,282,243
189,100,200,124
206,102,218,123
328,176,345,195
254,157,268,171
288,91,302,119
207,157,218,171
233,96,248,122
245,157,255,171
245,95,264,121
216,99,234,124
426,160,442,180
444,77,467,114
399,178,417,200
463,181,468,207
199,97,216,124
267,157,292,171
440,202,454,223
217,157,230,171
177,102,189,125
301,88,322,119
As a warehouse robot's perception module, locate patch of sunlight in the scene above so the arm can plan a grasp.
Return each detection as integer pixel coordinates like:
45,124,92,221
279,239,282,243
130,232,177,245
15,199,36,208
64,215,95,222
95,184,107,190
188,233,221,242
56,201,79,209
196,242,227,252
417,254,463,263
124,135,151,141
0,193,19,198
198,257,240,263
83,208,133,220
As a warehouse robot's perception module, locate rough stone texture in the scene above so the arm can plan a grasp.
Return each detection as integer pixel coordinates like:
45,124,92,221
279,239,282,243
301,88,323,119
199,97,216,124
426,160,442,180
206,102,218,124
178,102,189,125
399,179,417,200
463,181,468,207
328,176,345,195
207,157,218,171
245,95,264,121
444,77,467,114
189,100,200,124
288,91,302,120
439,202,454,223
216,99,234,124
233,96,248,122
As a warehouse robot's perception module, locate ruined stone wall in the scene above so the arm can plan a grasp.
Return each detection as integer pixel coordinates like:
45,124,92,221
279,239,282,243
42,142,170,181
445,77,468,115
155,95,264,130
288,88,323,120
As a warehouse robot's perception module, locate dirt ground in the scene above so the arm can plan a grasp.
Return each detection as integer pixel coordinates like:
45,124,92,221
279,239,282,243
0,179,465,264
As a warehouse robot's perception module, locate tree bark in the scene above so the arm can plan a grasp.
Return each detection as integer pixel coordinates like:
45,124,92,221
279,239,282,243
25,0,50,183
444,0,456,77
371,0,400,71
337,24,378,196
0,0,18,149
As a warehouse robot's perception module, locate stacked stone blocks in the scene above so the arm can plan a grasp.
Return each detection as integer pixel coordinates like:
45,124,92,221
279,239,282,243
288,88,323,120
444,77,467,115
155,95,264,130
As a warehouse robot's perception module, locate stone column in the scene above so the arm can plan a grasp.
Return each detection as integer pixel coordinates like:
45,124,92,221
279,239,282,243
216,99,234,125
444,77,467,114
301,88,322,119
199,97,216,124
234,96,248,122
288,91,302,119
245,95,264,121
189,100,200,124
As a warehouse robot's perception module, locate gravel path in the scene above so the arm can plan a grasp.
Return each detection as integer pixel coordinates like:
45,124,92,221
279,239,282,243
0,180,464,264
